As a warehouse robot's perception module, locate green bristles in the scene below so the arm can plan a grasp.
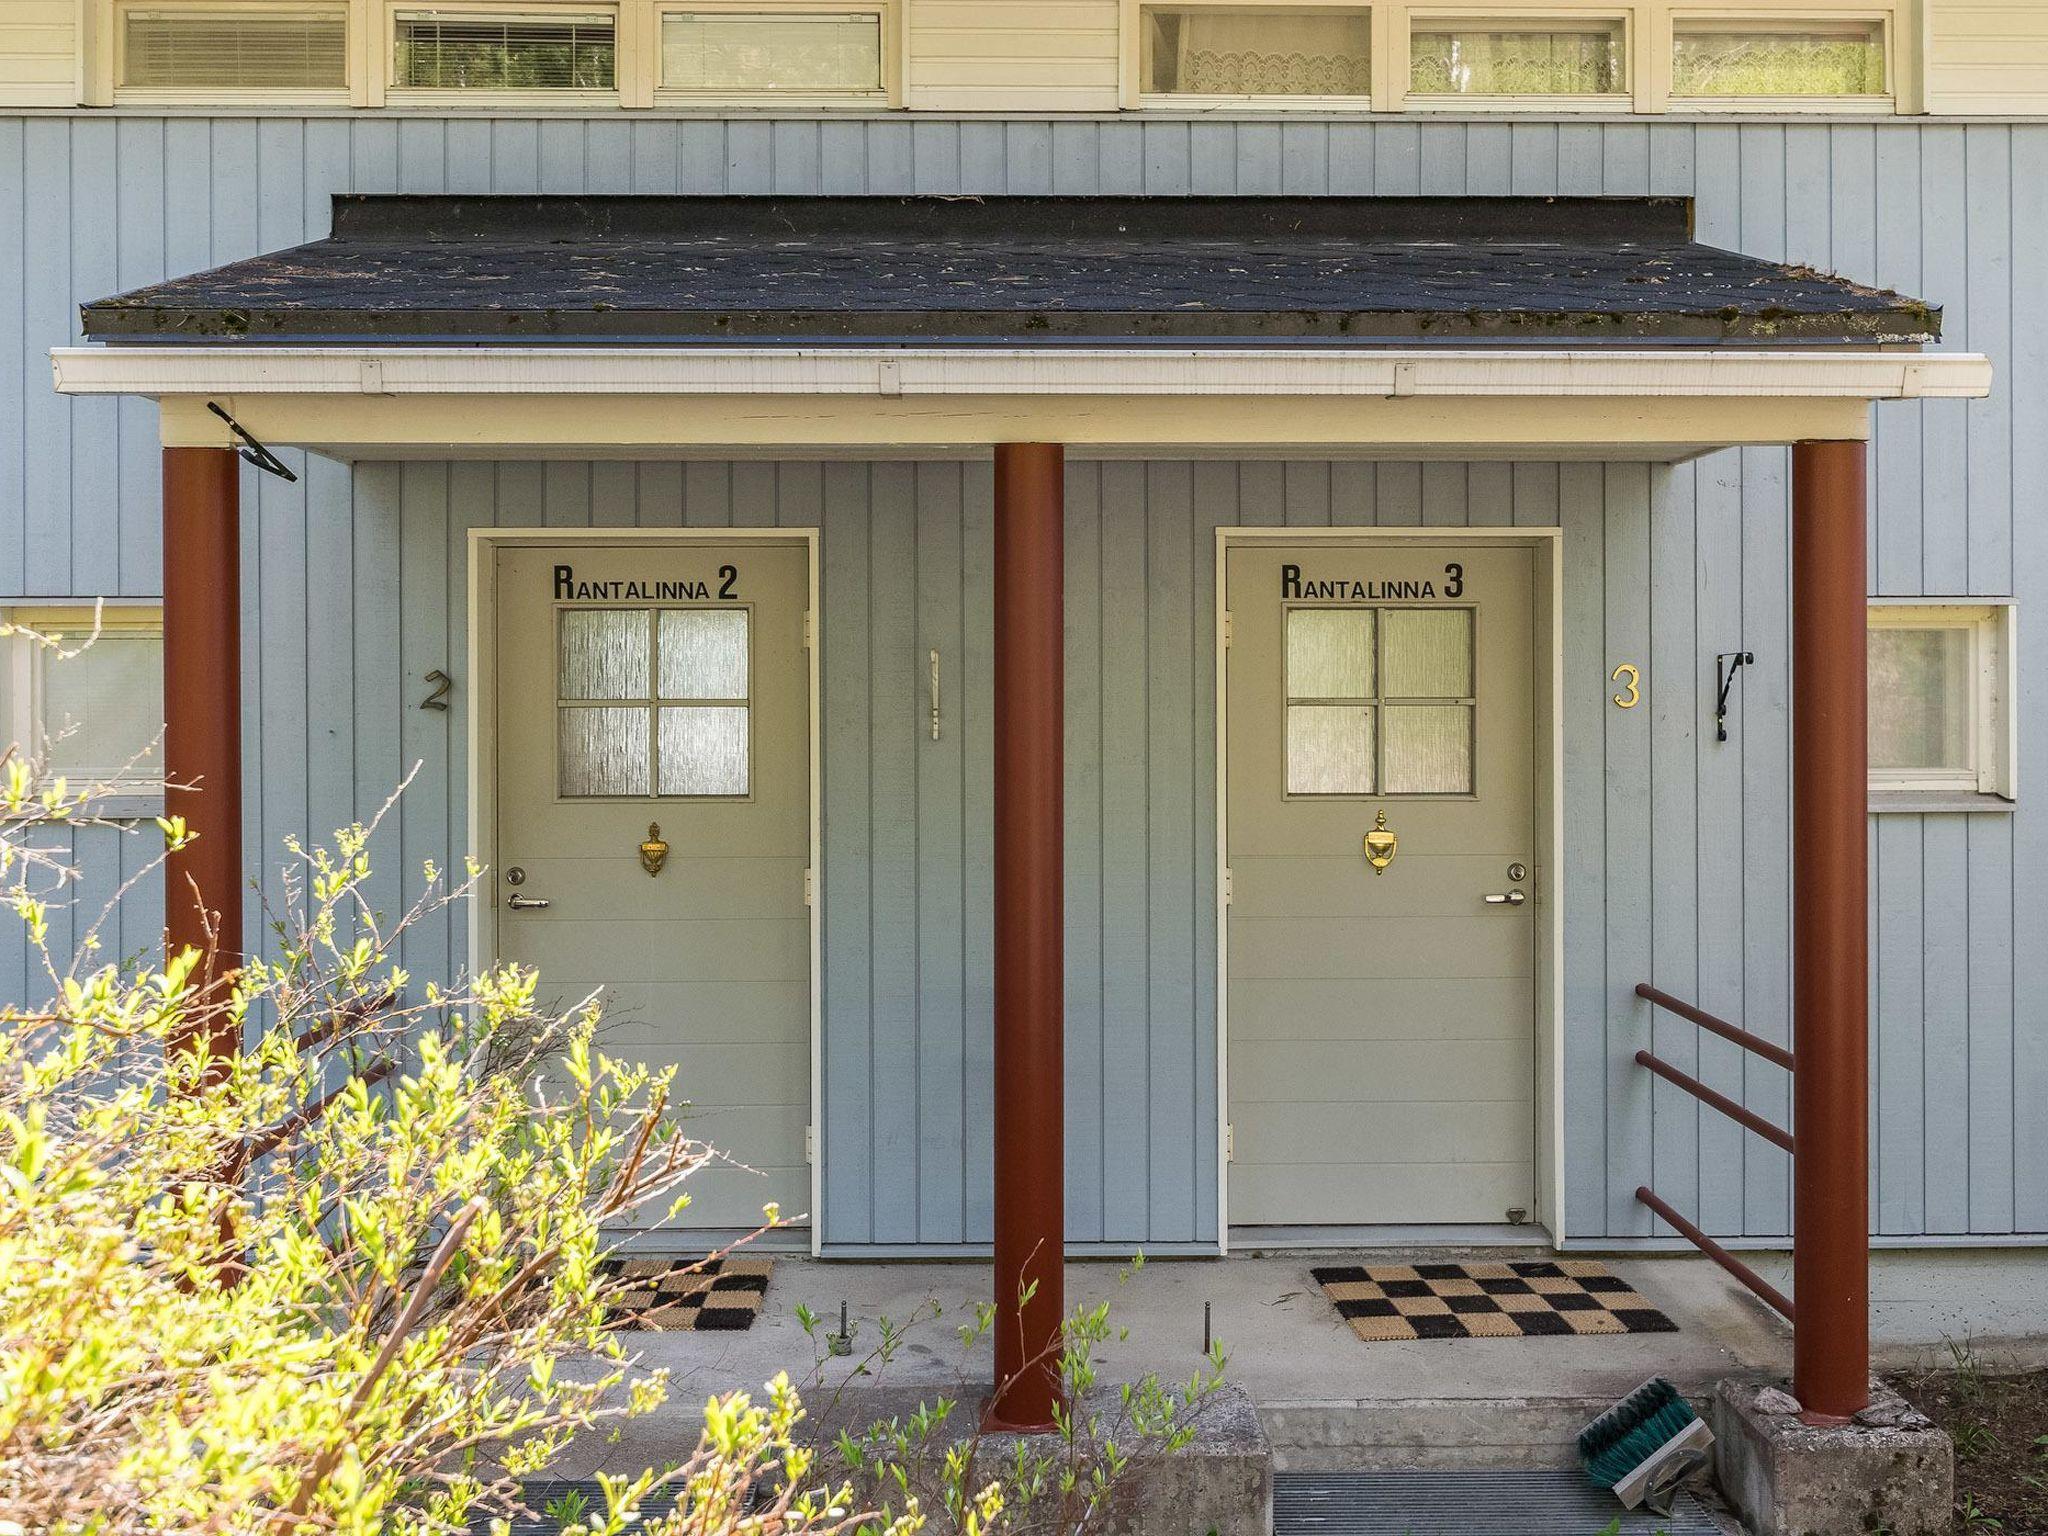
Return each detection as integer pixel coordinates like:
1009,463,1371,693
1578,1378,1698,1490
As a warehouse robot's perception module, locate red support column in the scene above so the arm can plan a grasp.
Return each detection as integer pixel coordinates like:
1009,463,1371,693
162,447,244,1076
986,442,1065,1432
1790,438,1871,1421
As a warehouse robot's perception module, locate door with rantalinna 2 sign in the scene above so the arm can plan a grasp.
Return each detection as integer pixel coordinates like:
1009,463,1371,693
1225,542,1537,1226
495,540,812,1235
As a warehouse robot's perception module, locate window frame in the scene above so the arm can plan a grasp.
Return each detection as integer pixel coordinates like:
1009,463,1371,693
1280,600,1481,800
1397,6,1634,111
106,0,353,106
380,1,623,106
649,0,901,109
1124,0,1384,112
1667,8,1894,114
1,604,166,815
1867,600,2017,807
552,601,758,803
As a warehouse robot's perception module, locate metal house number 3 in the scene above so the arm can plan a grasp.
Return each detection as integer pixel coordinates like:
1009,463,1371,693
1610,663,1641,709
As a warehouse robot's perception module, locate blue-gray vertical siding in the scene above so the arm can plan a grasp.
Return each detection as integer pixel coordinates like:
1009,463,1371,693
0,113,2041,1245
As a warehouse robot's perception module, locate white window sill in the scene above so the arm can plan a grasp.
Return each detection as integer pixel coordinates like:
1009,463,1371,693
1868,791,2016,815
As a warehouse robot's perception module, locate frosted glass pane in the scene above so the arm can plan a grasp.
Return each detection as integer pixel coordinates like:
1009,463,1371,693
1143,7,1372,96
1383,705,1473,794
1287,704,1374,794
1287,609,1374,699
660,706,750,795
1382,609,1473,698
1869,627,1972,772
661,12,882,91
42,632,164,782
559,610,648,700
1410,26,1622,94
658,609,749,700
1673,24,1884,96
559,707,650,797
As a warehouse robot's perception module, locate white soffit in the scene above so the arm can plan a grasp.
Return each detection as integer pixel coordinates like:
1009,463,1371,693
53,346,1993,401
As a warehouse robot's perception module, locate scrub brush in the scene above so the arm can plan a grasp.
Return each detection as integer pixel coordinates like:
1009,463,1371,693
1577,1377,1714,1514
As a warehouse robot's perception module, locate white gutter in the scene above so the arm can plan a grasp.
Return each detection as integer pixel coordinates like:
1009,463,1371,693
51,346,1994,401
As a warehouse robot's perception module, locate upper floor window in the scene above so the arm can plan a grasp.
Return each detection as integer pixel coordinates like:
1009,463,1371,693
1,607,164,801
393,8,617,91
659,8,887,96
1408,16,1626,98
119,4,348,92
1869,603,2015,804
1671,17,1887,101
1140,3,1373,101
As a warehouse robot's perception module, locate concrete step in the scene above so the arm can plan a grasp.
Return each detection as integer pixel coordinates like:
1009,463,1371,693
1261,1396,1622,1471
1273,1470,1723,1536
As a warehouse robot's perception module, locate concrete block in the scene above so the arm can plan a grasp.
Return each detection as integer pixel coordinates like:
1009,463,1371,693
1711,1378,1951,1536
808,1382,1272,1536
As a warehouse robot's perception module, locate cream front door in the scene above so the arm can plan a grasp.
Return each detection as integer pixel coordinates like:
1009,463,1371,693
494,539,812,1234
1225,542,1537,1226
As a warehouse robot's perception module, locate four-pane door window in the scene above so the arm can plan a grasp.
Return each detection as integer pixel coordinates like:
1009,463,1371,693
557,607,752,798
1284,605,1476,796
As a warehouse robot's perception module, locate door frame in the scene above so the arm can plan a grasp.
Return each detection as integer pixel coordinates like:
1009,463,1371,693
1214,526,1565,1252
468,527,825,1256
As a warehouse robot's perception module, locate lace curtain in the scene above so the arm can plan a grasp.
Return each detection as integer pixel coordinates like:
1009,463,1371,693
1672,27,1885,96
1145,8,1372,97
1408,26,1621,95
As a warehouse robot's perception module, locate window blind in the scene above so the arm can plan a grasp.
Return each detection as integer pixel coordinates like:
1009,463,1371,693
394,11,617,90
122,7,348,90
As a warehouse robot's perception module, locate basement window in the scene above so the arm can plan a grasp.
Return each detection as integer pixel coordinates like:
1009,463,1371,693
1868,603,2015,805
1140,4,1373,101
393,9,617,91
119,5,349,91
1672,18,1888,101
659,9,887,96
0,607,164,802
1408,16,1626,99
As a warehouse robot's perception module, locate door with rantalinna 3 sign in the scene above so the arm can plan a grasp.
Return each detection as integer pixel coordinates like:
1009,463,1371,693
1225,542,1538,1226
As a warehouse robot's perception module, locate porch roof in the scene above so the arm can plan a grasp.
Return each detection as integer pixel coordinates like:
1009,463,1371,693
79,194,1938,348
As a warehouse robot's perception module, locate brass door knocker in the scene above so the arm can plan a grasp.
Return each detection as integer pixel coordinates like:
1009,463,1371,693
639,822,669,877
1363,809,1397,873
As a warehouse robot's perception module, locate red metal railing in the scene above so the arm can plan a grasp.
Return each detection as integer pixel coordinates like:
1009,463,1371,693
1634,1049,1794,1154
1632,984,1796,1323
1635,983,1796,1072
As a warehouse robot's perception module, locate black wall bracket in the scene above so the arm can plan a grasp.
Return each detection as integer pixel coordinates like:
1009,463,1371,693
206,400,299,483
1714,650,1755,743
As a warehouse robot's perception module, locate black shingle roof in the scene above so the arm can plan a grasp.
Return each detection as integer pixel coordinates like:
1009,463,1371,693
78,194,1939,346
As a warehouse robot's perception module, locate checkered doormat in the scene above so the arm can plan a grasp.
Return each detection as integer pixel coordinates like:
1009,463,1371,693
599,1256,774,1331
1311,1260,1678,1342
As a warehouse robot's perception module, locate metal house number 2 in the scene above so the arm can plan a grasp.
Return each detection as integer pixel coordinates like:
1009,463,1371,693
1611,663,1641,709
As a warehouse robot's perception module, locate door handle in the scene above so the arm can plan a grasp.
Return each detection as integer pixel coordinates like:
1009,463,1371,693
1483,890,1527,907
506,893,551,911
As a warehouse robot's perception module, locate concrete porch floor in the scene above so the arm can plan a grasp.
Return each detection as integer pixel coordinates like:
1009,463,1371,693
566,1250,1795,1474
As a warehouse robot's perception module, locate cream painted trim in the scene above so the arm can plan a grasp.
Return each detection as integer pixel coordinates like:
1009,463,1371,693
56,347,1990,401
53,346,1987,459
1213,526,1566,1250
466,525,825,1256
146,393,1890,461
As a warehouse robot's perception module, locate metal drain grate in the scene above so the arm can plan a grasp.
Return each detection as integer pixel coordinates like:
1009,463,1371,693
1276,1469,1723,1536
